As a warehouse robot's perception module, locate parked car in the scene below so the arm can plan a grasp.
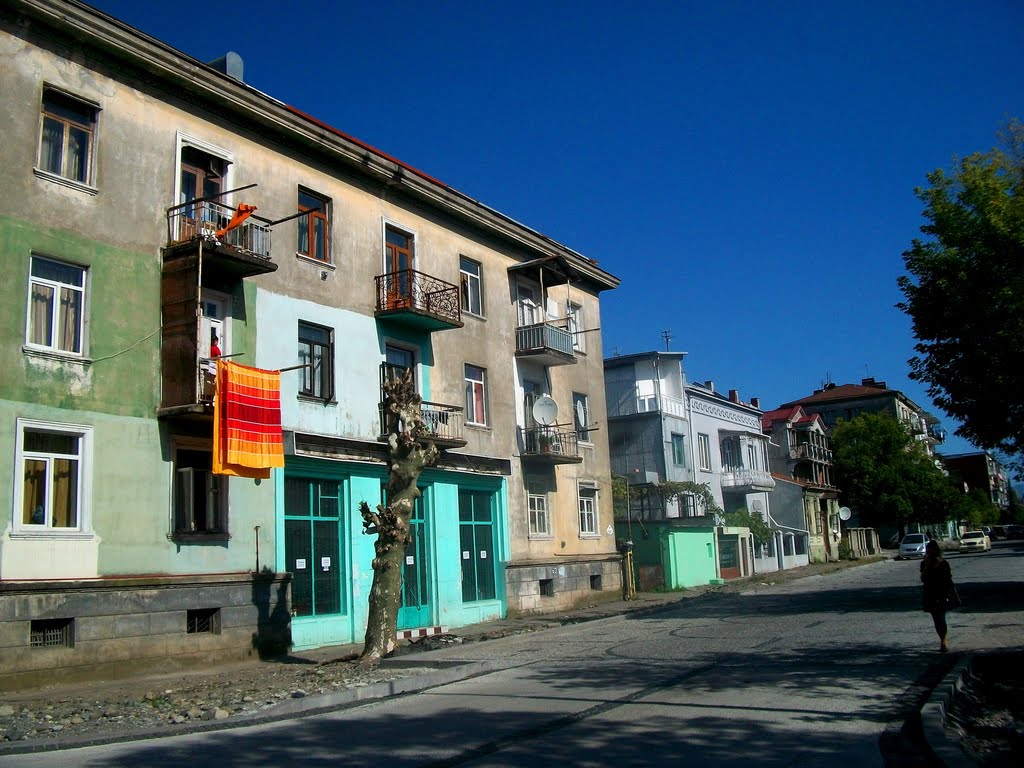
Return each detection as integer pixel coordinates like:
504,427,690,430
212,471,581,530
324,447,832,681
991,526,1005,540
959,530,992,553
1005,524,1024,540
982,526,992,538
898,533,928,559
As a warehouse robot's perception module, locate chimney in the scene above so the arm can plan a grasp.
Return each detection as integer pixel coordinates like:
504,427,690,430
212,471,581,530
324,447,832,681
704,380,714,393
207,51,245,82
751,397,760,409
729,389,739,404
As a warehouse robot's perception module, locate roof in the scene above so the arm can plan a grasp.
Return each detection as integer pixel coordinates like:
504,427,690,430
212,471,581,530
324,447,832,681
760,406,824,432
604,351,688,369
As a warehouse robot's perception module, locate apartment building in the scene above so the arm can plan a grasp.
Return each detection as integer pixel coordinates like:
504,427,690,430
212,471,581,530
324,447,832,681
0,0,619,687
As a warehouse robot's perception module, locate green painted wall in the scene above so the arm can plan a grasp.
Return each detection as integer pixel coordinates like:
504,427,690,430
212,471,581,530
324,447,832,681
662,528,718,588
0,216,160,416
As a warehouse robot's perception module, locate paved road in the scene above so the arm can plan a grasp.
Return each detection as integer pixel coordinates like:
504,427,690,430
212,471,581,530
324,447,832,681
4,543,1021,767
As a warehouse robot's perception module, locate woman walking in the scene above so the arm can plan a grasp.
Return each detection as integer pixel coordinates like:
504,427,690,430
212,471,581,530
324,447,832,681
920,540,959,652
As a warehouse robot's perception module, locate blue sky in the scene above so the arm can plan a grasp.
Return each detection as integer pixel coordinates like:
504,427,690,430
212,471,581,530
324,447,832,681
88,0,1023,456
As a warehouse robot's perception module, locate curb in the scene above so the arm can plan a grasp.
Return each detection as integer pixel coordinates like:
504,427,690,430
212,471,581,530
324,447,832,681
920,656,975,768
0,658,514,756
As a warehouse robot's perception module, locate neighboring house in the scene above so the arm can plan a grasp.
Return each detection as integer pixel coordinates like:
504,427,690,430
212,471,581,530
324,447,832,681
780,378,945,457
604,351,773,579
941,451,1011,513
0,0,620,688
762,406,840,563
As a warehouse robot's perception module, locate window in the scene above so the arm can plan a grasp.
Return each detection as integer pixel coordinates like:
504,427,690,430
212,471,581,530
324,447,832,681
297,189,330,262
31,618,74,648
460,256,483,316
578,486,598,536
186,608,220,635
528,492,549,537
698,433,712,471
284,477,343,617
298,321,334,400
38,89,97,185
671,433,687,467
721,437,740,470
465,364,488,426
567,302,585,353
16,420,91,533
573,392,591,442
459,490,496,602
680,494,697,517
26,256,86,355
173,445,228,536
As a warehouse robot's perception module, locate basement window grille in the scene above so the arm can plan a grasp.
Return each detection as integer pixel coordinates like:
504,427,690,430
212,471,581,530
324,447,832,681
186,608,220,635
539,578,554,598
30,618,74,648
590,574,603,591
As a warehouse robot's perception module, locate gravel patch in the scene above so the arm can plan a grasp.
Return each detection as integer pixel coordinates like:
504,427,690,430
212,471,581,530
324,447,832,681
949,651,1024,766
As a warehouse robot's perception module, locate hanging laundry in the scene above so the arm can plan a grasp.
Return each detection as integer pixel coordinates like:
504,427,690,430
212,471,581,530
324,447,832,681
215,203,257,238
213,360,284,478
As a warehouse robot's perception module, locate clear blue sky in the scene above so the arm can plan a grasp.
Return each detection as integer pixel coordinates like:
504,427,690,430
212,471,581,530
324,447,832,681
87,0,1023,456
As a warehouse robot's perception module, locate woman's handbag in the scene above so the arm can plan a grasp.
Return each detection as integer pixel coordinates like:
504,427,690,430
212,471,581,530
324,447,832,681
947,585,962,609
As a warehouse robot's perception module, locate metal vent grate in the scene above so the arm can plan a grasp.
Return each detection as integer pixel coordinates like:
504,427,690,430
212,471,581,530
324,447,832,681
186,608,220,634
30,618,74,648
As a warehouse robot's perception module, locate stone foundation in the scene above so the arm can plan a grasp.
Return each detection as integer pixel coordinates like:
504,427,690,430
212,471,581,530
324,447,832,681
0,572,290,691
504,555,623,615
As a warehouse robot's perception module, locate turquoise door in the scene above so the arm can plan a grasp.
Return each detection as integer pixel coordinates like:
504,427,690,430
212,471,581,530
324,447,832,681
398,496,431,628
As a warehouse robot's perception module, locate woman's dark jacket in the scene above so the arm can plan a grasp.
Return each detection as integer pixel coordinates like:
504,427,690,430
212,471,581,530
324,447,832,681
920,557,954,612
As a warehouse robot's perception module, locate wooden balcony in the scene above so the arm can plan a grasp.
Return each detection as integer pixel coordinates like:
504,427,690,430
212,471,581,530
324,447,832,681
374,270,463,331
788,443,832,463
164,198,277,282
514,322,577,366
521,426,582,465
379,401,467,449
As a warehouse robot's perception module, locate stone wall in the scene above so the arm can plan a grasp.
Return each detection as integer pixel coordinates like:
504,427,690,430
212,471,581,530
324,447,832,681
504,556,623,614
0,572,290,691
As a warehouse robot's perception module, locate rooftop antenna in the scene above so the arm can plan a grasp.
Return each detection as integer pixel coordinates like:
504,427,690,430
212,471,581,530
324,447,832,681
660,329,672,352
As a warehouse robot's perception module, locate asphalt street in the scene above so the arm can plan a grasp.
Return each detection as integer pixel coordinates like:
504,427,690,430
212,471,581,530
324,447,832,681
3,542,1021,767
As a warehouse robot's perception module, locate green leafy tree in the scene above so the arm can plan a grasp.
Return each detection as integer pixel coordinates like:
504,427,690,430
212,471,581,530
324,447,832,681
723,508,772,547
830,413,963,531
897,120,1024,472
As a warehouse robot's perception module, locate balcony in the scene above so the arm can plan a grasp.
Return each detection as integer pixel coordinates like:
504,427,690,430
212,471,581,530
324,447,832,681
521,426,582,465
788,443,832,463
375,270,463,331
607,392,686,419
164,198,277,281
720,468,775,492
379,401,467,449
514,322,577,366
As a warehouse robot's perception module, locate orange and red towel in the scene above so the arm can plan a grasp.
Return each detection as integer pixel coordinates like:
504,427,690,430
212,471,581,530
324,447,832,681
215,203,257,238
213,360,284,478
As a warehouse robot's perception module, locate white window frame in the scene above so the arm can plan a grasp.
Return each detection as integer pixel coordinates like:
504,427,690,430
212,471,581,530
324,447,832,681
567,302,585,353
698,433,712,471
573,392,592,443
25,254,87,356
12,418,93,537
460,256,484,317
528,492,550,537
464,363,488,426
35,86,99,192
671,433,687,467
578,484,599,537
173,132,234,209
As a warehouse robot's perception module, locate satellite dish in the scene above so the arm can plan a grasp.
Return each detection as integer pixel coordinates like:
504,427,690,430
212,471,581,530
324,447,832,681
839,506,852,521
532,396,558,426
575,399,587,427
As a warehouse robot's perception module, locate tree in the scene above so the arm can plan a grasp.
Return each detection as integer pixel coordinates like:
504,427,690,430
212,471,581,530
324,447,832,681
897,120,1024,471
830,412,963,531
357,370,438,662
723,508,772,547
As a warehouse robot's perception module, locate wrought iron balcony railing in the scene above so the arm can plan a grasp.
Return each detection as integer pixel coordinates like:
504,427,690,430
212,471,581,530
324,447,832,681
521,425,581,460
375,269,461,328
789,443,833,463
166,199,273,260
379,399,466,447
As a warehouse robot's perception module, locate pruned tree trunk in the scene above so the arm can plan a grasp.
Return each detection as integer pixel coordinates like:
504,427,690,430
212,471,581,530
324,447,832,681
359,369,438,662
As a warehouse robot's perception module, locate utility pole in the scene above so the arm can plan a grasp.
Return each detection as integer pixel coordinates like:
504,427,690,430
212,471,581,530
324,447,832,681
660,329,672,351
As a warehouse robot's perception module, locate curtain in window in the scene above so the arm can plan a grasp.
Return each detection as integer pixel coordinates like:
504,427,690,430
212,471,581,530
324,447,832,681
39,118,63,174
59,286,81,352
22,459,46,525
52,458,78,528
30,283,54,346
67,126,89,181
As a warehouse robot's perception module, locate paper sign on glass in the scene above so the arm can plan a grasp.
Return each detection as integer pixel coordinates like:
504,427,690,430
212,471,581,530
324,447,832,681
321,557,331,569
295,559,307,570
480,551,488,559
405,556,414,565
462,551,470,559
